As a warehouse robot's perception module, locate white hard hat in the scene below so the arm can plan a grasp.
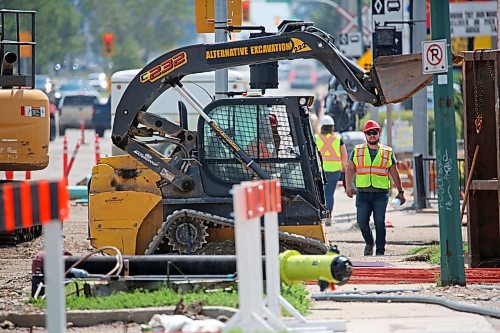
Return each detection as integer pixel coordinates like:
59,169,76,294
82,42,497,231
320,115,335,126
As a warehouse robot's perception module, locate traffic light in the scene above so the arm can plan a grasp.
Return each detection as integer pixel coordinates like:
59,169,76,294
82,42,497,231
102,32,115,58
242,0,250,22
372,27,401,59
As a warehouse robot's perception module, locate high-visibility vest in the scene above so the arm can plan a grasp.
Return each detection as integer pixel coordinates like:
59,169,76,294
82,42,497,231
315,133,342,172
353,143,393,189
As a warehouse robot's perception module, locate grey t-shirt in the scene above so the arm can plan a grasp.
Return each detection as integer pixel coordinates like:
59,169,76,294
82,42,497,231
349,146,397,192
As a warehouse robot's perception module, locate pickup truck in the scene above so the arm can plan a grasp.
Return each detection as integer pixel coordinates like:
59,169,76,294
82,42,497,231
92,97,111,137
57,91,101,135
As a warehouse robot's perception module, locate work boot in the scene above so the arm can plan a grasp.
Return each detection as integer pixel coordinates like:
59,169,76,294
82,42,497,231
364,243,374,256
325,217,332,226
376,249,385,256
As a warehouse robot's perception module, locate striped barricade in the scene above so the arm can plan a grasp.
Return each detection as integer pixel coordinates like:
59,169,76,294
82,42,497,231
0,179,69,231
0,179,69,333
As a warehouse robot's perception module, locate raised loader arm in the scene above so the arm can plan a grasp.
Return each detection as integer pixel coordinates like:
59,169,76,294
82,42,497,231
112,21,431,191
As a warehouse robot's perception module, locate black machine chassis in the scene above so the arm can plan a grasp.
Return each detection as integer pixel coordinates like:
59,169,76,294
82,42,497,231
145,209,328,255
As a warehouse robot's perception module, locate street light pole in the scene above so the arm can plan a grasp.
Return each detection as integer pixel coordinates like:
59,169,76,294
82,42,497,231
430,0,465,286
412,0,429,210
214,0,228,100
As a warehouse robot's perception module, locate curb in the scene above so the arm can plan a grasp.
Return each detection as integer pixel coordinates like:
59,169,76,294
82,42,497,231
0,306,237,328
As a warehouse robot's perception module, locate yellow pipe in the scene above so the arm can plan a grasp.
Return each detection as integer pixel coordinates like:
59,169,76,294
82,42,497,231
279,247,352,286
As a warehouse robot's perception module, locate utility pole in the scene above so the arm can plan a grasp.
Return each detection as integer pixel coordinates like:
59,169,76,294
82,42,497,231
214,0,228,100
412,0,428,209
386,104,392,147
430,0,465,286
357,0,364,51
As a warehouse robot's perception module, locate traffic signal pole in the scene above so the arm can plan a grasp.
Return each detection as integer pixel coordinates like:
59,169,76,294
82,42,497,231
430,0,465,286
214,0,228,100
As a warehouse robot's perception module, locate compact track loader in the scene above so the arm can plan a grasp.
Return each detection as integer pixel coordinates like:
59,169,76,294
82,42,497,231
89,21,431,255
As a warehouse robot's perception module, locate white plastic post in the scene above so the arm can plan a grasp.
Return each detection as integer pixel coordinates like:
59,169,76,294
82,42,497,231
224,183,274,332
43,221,66,333
224,182,286,332
264,210,281,317
225,179,346,333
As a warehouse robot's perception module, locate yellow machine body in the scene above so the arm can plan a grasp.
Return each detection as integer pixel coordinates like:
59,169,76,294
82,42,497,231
89,154,328,255
0,89,49,170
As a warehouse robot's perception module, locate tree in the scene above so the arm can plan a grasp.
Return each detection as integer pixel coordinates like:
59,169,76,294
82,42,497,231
0,0,84,73
79,0,193,71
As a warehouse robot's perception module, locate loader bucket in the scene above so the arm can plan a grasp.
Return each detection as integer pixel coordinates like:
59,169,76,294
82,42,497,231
372,53,463,105
371,53,432,104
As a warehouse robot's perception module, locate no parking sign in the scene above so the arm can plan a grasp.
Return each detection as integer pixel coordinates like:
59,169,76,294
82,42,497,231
422,39,448,74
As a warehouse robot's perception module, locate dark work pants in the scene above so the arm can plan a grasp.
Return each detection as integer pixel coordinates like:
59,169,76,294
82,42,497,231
355,191,389,253
325,171,342,214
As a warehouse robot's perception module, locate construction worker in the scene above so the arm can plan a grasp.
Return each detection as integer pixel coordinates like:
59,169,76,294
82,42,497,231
247,113,280,158
345,120,406,256
316,115,347,226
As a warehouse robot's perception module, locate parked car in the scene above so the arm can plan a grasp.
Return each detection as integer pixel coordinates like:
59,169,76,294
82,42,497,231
54,79,91,105
92,97,111,137
87,72,108,93
339,131,366,187
49,102,57,141
35,75,53,94
288,61,318,89
57,91,101,135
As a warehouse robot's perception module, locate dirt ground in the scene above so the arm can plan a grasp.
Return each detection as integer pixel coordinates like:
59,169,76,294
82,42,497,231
1,202,500,333
1,131,500,332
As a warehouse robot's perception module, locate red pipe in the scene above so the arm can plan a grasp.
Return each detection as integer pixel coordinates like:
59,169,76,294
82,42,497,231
65,138,82,178
80,112,85,144
63,135,68,182
95,133,100,164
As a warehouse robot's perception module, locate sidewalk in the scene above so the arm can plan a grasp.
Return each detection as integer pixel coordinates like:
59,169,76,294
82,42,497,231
304,188,500,333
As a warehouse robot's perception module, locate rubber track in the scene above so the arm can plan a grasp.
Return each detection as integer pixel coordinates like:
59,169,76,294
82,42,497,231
145,209,328,255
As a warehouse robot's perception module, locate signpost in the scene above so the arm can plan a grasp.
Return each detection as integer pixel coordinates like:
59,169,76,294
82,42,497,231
338,32,363,57
372,0,404,31
430,0,466,286
422,39,448,75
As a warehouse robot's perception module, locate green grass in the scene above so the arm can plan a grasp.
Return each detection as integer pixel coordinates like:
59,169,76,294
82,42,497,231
29,282,310,315
407,242,469,265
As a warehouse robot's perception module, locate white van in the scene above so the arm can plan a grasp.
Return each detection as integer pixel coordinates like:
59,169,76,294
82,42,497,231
110,69,249,155
111,69,249,129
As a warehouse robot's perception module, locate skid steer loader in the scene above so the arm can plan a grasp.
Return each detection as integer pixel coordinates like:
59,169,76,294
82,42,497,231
89,21,432,255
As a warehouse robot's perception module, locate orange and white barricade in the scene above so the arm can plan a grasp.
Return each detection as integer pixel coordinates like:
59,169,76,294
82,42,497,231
225,179,345,332
0,179,69,333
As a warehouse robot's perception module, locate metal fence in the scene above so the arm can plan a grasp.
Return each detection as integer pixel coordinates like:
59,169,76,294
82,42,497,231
414,154,466,208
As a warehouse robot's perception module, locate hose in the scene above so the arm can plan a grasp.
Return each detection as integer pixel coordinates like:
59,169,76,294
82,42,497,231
312,293,500,319
64,246,124,277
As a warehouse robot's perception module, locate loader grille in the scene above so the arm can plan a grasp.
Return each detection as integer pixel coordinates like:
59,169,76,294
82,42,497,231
202,103,306,189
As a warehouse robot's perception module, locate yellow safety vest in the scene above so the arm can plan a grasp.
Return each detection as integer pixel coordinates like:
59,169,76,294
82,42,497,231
315,133,342,172
353,143,393,189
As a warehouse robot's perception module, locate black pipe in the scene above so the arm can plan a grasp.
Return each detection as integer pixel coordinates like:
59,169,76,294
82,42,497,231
65,255,240,276
2,51,17,76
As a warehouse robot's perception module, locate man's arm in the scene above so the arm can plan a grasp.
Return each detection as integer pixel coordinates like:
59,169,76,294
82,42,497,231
389,164,406,204
340,144,348,172
345,160,356,198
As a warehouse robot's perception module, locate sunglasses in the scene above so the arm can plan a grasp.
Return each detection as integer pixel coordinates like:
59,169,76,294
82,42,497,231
365,130,379,136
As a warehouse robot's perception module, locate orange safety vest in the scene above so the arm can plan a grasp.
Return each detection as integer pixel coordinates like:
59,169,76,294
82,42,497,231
315,133,342,172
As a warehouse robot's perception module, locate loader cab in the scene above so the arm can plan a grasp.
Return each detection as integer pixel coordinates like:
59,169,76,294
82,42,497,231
197,96,327,219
